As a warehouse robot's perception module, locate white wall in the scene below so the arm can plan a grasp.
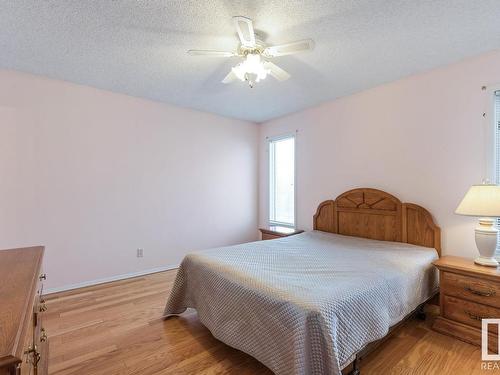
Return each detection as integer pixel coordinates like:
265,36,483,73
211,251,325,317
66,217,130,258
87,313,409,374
4,49,500,289
0,69,259,290
259,50,500,259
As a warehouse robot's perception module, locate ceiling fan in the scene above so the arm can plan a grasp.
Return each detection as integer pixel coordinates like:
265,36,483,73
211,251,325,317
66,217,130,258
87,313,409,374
187,16,314,88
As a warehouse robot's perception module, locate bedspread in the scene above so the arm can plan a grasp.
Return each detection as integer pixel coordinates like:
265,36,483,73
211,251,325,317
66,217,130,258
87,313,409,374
164,231,438,375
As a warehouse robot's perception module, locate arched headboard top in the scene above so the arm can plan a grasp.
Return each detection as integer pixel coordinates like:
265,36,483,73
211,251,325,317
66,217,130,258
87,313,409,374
313,188,441,256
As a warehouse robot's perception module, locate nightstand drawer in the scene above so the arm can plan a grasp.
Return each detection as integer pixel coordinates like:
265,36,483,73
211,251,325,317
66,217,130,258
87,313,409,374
443,295,500,332
442,271,500,308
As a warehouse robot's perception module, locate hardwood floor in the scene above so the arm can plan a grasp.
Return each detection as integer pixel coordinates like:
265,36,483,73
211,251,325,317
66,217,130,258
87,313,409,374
44,270,487,375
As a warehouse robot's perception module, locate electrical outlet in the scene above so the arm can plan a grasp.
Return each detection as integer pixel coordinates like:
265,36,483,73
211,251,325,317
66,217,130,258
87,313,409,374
136,248,144,258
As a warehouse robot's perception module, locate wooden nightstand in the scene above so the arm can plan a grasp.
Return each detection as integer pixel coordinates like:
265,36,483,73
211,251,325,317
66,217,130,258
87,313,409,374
433,256,500,347
259,226,304,240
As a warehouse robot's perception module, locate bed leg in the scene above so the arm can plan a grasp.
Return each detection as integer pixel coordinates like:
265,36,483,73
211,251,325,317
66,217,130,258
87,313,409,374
348,356,360,375
416,304,426,320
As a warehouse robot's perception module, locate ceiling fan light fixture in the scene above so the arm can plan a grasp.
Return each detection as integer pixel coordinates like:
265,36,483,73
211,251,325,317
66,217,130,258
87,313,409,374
187,16,314,87
232,53,270,86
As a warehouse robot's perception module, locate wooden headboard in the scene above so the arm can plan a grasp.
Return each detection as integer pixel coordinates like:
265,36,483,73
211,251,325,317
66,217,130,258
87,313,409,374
313,188,441,255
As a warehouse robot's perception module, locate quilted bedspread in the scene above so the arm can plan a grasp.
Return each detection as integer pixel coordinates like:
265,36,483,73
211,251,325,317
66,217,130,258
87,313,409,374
164,231,438,375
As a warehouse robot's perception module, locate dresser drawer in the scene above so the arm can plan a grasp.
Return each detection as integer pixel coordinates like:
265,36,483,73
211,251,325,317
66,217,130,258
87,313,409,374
20,273,49,375
36,338,49,375
443,295,500,332
442,271,500,308
34,278,49,375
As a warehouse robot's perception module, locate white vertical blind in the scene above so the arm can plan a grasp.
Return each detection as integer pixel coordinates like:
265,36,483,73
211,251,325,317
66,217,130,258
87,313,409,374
496,91,500,184
269,136,295,227
495,91,500,257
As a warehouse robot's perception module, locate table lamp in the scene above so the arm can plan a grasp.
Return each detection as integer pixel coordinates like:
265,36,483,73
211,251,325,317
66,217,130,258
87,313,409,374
455,184,500,267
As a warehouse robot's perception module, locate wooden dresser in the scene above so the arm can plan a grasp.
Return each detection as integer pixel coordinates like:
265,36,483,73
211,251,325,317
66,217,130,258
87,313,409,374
433,256,500,348
0,247,48,375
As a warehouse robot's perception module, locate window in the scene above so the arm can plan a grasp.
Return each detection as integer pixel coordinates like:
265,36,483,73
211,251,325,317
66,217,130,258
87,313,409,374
494,89,500,189
269,135,295,228
494,90,500,257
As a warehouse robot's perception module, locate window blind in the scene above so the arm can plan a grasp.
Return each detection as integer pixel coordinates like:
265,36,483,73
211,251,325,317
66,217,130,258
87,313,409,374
496,91,500,184
495,91,500,257
269,135,295,227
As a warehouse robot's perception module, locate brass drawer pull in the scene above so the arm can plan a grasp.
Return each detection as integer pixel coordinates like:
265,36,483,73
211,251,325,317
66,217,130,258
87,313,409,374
465,310,492,321
465,285,496,297
40,328,47,342
24,344,40,365
39,273,47,281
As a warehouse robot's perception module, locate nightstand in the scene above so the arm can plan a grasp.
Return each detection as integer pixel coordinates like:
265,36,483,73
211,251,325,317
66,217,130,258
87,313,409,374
433,256,500,347
259,226,304,240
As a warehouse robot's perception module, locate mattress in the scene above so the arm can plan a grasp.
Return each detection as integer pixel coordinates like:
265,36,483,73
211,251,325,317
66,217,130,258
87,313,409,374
164,230,439,375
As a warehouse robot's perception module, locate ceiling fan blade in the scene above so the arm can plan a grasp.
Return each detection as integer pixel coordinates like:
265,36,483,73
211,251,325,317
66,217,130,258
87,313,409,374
264,62,290,81
263,39,315,57
222,70,238,84
233,16,256,47
187,49,235,57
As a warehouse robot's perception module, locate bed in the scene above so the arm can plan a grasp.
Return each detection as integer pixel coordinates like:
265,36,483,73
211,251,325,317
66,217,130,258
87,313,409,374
164,188,441,375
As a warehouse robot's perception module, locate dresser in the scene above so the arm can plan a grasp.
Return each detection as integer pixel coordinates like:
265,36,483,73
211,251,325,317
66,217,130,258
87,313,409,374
433,256,500,348
0,247,48,375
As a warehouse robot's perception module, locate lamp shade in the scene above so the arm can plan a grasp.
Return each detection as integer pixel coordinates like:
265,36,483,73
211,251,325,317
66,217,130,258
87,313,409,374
455,184,500,217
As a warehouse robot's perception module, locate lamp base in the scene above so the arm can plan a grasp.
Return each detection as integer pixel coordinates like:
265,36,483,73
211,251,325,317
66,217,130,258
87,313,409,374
474,218,499,268
474,256,499,267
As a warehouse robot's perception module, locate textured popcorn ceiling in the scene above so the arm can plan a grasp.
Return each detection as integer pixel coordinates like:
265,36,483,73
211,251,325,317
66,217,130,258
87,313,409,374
1,1,500,122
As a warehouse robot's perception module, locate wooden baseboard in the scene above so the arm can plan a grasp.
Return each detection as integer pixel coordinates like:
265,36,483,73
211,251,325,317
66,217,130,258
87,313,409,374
43,264,179,295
